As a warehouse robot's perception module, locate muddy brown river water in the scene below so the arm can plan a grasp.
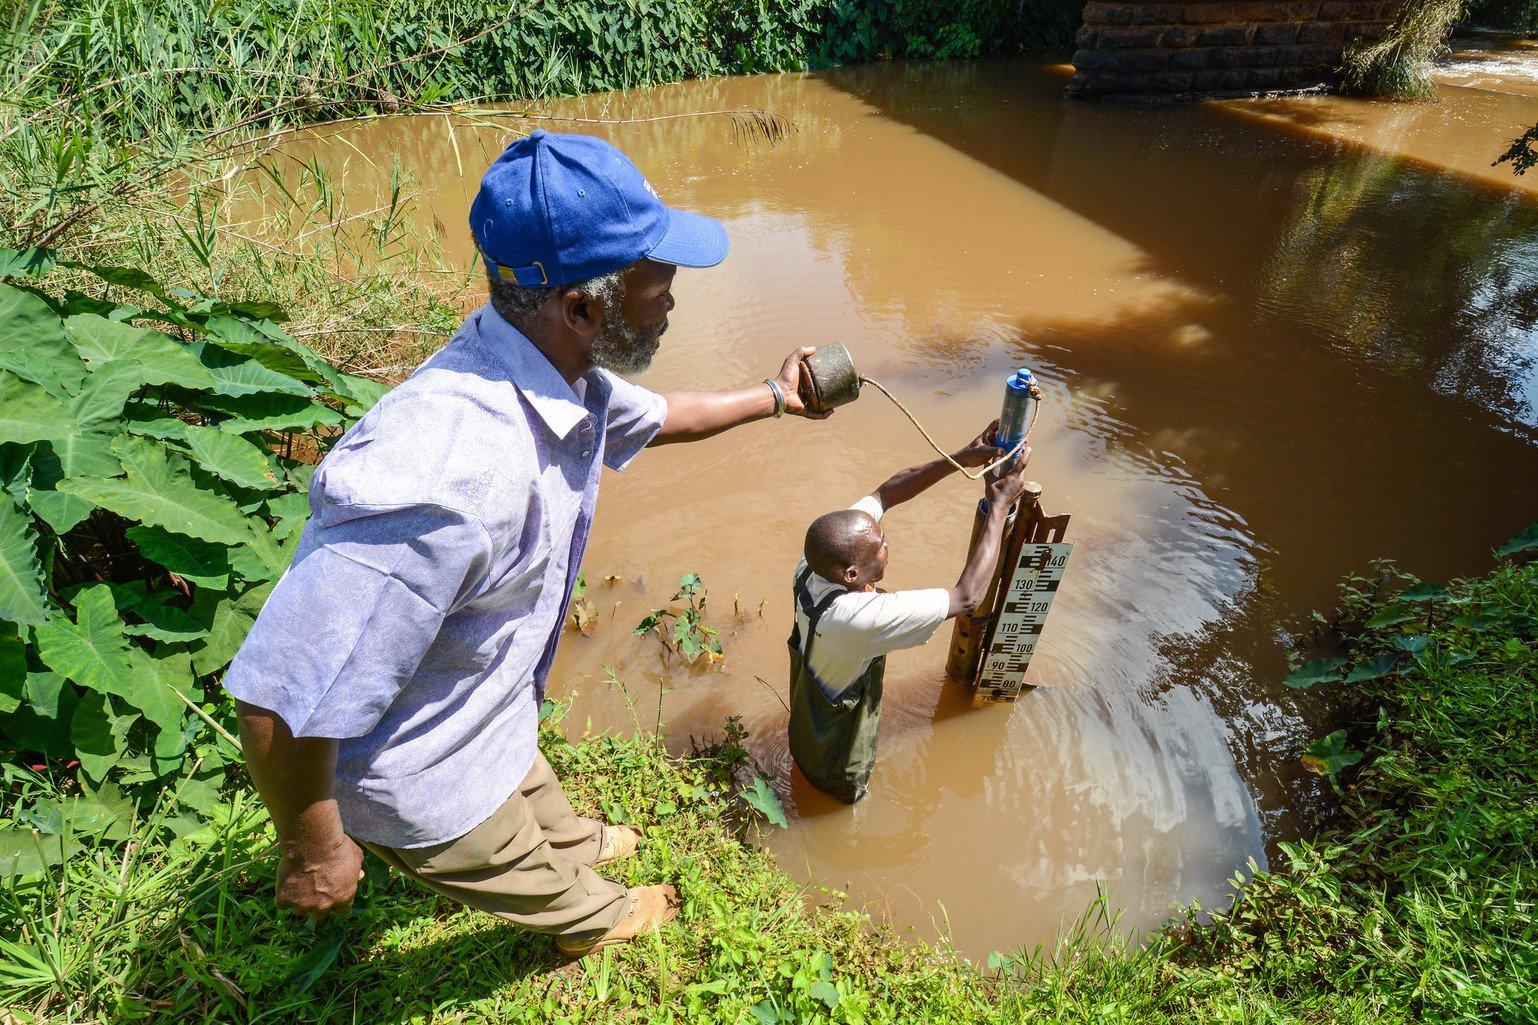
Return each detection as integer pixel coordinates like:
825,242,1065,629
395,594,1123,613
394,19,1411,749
266,48,1538,958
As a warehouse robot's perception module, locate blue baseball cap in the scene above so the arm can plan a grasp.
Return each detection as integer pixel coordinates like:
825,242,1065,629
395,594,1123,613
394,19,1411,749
470,129,729,288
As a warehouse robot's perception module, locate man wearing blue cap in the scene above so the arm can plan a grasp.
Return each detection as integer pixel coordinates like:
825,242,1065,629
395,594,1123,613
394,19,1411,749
224,131,828,957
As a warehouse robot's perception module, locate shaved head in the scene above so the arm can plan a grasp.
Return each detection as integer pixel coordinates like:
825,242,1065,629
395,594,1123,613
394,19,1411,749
805,509,883,584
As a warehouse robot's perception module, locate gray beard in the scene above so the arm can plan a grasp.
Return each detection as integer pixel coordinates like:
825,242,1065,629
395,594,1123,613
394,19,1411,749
591,318,664,375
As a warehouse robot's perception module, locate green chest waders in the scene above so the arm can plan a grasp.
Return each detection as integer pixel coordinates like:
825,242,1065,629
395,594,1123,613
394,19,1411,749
787,567,887,804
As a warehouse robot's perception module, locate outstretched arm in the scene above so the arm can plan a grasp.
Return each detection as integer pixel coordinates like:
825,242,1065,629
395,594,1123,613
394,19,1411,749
947,449,1032,618
873,419,1001,511
650,346,830,445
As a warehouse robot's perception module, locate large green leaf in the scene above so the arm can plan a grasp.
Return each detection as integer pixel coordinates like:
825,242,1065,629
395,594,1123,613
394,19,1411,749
0,248,59,278
171,425,280,491
64,314,217,391
0,495,50,626
68,360,145,428
124,524,229,590
199,392,344,435
25,431,122,534
33,585,138,699
0,370,78,447
0,284,86,397
1496,522,1538,559
34,585,182,736
105,582,209,643
1284,657,1348,689
0,671,77,759
71,691,129,781
194,341,312,398
56,434,252,545
0,622,25,714
202,316,323,383
191,582,273,676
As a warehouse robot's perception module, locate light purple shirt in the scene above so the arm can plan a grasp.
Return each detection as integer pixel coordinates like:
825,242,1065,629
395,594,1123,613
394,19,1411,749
224,306,667,848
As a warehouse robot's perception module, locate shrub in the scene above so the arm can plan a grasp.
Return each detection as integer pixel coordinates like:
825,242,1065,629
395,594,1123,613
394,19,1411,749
0,251,382,841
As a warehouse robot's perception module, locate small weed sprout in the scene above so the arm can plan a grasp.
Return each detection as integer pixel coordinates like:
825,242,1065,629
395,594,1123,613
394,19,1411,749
634,572,725,665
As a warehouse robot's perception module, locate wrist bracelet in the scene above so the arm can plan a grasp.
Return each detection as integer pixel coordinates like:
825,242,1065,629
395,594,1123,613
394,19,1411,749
764,378,785,418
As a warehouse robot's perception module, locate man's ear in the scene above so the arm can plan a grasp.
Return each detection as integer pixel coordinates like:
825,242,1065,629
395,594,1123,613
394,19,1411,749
558,286,602,338
842,564,861,584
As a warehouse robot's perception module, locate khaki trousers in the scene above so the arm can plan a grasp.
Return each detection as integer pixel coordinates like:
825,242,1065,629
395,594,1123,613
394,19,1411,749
358,751,631,939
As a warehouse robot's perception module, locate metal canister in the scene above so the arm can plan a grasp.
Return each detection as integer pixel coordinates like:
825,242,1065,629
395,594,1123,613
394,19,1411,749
997,368,1036,469
798,343,861,413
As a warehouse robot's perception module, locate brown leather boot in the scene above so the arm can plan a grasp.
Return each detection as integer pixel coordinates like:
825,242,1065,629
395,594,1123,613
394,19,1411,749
594,824,642,868
555,884,680,958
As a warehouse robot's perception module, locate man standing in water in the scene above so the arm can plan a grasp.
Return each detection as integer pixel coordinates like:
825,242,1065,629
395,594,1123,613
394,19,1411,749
790,426,1033,803
225,131,828,957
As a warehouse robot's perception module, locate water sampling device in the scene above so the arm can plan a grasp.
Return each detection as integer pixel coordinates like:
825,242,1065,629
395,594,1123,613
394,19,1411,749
804,345,1074,704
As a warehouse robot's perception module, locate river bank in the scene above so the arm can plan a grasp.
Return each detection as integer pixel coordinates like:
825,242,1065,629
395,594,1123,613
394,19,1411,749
3,542,1533,1021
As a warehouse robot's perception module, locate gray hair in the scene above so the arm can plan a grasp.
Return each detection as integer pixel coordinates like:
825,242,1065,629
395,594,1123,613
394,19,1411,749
485,265,628,326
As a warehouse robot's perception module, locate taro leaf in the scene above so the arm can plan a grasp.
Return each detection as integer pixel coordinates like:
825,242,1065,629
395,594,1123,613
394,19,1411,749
127,647,194,753
1345,653,1400,683
1495,522,1538,559
24,671,64,717
265,491,311,539
118,592,209,644
1284,657,1347,689
68,360,146,428
27,431,121,534
125,524,230,590
40,429,122,479
119,404,195,442
27,490,93,535
193,342,312,398
33,585,138,700
0,622,25,713
1453,610,1507,632
1392,634,1430,654
744,775,788,828
0,248,58,278
0,828,78,878
2,672,78,759
35,586,185,740
1301,729,1364,777
1365,605,1419,630
56,434,252,545
1398,582,1447,603
0,284,87,397
63,314,216,390
199,392,343,435
171,425,280,491
191,582,274,676
808,981,840,1010
236,525,298,582
0,495,50,626
0,370,78,447
201,316,322,382
71,691,130,780
70,264,163,294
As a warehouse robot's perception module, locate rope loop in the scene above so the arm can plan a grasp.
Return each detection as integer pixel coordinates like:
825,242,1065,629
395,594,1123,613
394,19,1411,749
857,376,1038,481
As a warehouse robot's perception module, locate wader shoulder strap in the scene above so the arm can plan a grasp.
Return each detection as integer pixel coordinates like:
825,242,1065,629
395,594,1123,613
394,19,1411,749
800,585,843,670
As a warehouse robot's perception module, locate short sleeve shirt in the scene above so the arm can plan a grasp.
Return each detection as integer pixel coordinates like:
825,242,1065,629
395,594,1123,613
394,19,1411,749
792,495,951,696
223,306,666,848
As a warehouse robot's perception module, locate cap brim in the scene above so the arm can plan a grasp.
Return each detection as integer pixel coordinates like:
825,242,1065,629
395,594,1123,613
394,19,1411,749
646,208,729,269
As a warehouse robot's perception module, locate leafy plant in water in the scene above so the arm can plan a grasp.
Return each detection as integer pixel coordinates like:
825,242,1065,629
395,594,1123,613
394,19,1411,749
0,252,382,860
634,572,725,665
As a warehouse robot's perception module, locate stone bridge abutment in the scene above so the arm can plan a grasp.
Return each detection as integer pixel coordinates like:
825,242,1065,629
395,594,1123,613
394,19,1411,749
1068,0,1403,98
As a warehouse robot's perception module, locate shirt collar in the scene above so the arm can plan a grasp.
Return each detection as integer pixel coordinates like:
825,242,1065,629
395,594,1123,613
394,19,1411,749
472,304,594,439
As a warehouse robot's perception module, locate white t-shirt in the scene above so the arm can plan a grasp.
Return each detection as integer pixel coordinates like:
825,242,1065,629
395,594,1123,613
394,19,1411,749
793,495,951,697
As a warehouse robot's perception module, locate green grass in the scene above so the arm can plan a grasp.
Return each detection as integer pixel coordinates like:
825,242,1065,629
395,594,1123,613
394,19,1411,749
4,556,1535,1023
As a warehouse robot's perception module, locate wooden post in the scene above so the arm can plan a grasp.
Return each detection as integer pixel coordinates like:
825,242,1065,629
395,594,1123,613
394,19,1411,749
944,483,1042,684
